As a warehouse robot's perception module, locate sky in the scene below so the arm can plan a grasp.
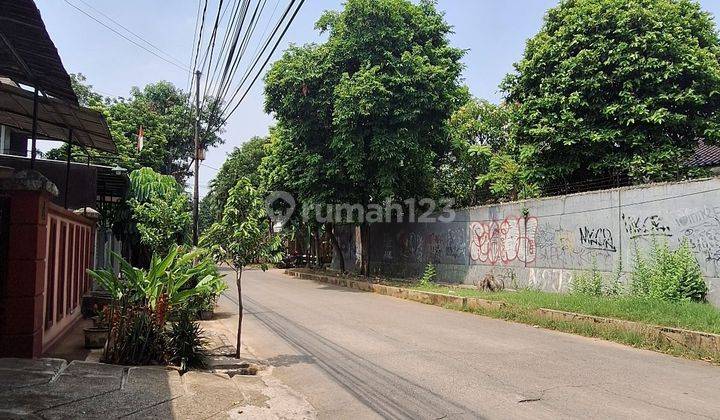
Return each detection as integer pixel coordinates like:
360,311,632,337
34,0,720,196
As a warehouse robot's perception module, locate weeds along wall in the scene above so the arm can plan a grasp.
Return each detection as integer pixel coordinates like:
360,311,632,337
333,177,720,306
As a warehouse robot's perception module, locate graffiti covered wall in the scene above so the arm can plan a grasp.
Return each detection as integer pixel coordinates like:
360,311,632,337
333,177,720,306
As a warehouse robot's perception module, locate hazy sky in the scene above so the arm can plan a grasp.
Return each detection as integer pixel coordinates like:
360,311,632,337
34,0,720,195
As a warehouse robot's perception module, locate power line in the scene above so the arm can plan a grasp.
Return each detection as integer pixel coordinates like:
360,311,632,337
196,0,291,139
63,0,190,72
198,0,230,86
221,0,306,120
187,0,205,98
205,0,250,101
190,0,210,102
205,0,269,124
201,162,221,171
74,0,188,68
218,0,298,116
214,0,269,103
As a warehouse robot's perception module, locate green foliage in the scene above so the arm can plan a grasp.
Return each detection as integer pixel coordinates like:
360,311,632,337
206,136,269,224
263,0,466,213
419,263,436,287
180,248,228,316
631,239,708,302
105,309,167,366
202,178,283,272
168,311,208,372
447,98,512,151
410,283,720,335
503,0,720,187
570,260,604,296
70,73,103,107
88,247,222,367
128,167,180,201
88,247,223,312
441,98,540,204
471,141,540,202
606,260,625,297
116,167,191,261
47,76,225,182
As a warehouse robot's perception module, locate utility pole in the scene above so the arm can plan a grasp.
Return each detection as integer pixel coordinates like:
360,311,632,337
192,70,201,246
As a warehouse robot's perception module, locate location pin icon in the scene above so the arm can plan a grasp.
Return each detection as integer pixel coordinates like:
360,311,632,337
265,191,296,229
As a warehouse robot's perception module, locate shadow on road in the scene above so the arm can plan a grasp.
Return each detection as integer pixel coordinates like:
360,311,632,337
235,294,479,419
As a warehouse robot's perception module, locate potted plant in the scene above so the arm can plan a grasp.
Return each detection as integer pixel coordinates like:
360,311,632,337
199,294,216,320
84,306,110,349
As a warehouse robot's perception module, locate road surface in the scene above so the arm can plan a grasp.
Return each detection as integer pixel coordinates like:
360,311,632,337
215,269,720,419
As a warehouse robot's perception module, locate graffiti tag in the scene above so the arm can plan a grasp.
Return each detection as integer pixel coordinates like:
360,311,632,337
578,226,617,252
622,214,672,239
469,217,538,265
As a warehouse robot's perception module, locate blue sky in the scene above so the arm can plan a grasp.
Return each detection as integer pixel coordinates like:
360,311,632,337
35,0,720,194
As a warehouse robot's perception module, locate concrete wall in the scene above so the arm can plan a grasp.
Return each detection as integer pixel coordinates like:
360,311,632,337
334,177,720,306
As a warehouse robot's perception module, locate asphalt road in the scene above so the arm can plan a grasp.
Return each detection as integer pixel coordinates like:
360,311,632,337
216,269,720,419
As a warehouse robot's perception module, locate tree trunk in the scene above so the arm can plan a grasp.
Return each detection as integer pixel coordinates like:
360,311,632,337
313,226,321,268
326,223,345,272
235,268,243,359
305,225,311,268
360,223,370,276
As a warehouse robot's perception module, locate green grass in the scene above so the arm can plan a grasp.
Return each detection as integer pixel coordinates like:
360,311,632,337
443,301,717,362
296,269,720,362
410,283,720,335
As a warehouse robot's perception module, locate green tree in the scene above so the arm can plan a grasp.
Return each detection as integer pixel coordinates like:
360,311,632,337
48,77,225,183
70,73,103,107
198,194,215,236
471,141,540,201
206,135,269,221
201,179,281,358
115,167,191,266
440,98,539,204
503,0,720,188
264,0,466,273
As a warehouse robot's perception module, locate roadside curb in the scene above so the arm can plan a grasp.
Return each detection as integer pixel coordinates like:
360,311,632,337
284,269,720,356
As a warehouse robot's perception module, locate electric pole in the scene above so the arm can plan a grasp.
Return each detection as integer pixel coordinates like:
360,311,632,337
192,70,201,246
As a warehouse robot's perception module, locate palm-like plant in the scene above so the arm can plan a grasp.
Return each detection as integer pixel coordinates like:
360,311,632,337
87,246,226,366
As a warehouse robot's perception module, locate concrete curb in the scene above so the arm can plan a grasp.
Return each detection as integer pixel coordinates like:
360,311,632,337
285,269,720,355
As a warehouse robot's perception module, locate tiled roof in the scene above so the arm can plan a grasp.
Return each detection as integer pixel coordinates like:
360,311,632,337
688,140,720,168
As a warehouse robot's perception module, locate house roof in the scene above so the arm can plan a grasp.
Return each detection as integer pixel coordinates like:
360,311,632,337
688,140,720,168
0,0,78,105
0,82,116,153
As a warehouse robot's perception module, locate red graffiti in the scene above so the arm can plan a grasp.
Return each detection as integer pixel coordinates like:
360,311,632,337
469,217,537,265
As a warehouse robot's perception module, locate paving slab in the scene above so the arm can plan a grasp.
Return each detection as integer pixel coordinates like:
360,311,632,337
0,358,66,390
38,366,184,419
1,360,125,417
0,355,316,419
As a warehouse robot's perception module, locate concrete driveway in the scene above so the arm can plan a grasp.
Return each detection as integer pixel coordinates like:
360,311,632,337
216,268,720,419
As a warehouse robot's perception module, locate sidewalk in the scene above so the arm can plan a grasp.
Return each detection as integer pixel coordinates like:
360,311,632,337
0,314,316,419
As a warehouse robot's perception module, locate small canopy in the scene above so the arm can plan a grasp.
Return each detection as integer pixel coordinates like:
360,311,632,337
0,0,78,105
0,82,116,153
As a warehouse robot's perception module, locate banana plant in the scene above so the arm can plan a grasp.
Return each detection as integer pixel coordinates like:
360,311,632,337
88,246,225,311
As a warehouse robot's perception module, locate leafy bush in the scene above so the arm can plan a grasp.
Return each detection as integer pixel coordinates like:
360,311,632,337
169,311,208,372
88,247,223,366
113,167,191,267
503,0,720,186
419,263,437,287
606,259,625,297
169,247,227,318
570,261,604,296
105,308,167,366
631,239,707,302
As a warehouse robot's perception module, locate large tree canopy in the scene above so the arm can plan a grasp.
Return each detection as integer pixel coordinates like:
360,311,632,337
503,0,720,187
48,75,225,183
264,0,466,208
